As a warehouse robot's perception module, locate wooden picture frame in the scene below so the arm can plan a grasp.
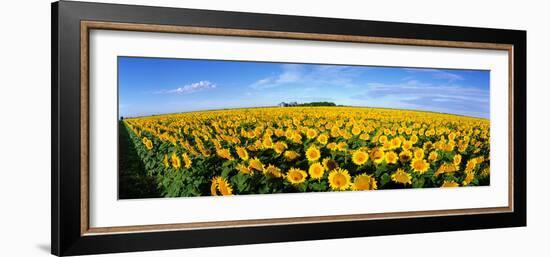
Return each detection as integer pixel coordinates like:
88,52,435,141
52,1,526,256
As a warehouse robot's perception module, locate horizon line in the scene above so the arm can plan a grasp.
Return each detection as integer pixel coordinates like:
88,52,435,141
122,104,490,120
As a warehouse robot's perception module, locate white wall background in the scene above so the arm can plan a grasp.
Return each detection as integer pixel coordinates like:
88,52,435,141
0,0,546,256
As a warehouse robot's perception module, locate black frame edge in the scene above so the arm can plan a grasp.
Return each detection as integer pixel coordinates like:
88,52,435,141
513,30,527,227
51,1,60,256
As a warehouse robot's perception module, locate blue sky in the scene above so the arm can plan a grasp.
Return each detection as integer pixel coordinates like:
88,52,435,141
118,57,490,118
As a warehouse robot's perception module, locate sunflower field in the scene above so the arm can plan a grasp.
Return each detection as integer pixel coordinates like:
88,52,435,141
122,107,490,198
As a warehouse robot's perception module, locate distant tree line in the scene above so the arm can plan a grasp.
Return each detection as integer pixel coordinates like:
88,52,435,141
279,101,336,107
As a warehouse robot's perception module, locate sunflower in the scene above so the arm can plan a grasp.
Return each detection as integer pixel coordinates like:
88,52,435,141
317,134,329,145
273,141,288,154
378,135,388,144
291,133,302,144
453,154,462,167
210,177,219,196
423,141,434,151
399,150,412,163
328,168,352,191
212,139,222,150
370,148,385,164
237,163,253,175
326,142,337,150
262,136,274,149
391,168,412,185
434,162,458,176
441,181,459,188
476,156,485,163
170,152,181,169
308,162,325,180
322,158,338,171
197,144,211,157
249,157,264,171
359,133,370,141
410,158,429,174
458,143,468,153
305,145,321,162
330,127,340,138
286,168,307,184
463,171,475,186
382,141,392,150
306,128,318,139
283,150,300,161
217,177,233,195
236,146,249,161
158,153,168,169
143,137,153,150
410,135,419,144
465,159,477,172
384,151,398,164
219,147,236,160
351,174,377,190
247,144,258,152
428,151,438,162
254,139,263,150
264,164,284,178
445,141,456,152
402,140,413,151
413,148,424,159
390,137,402,149
335,142,346,152
351,126,362,136
425,128,435,136
448,132,457,141
182,153,192,168
274,128,285,137
352,150,369,165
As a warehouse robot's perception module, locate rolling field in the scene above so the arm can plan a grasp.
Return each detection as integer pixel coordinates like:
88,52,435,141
121,106,490,198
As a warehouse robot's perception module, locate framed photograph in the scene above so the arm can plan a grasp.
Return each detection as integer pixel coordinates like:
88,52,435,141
52,1,526,256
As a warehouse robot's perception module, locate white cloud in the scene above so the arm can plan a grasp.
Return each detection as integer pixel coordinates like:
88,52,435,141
275,64,302,83
404,68,464,82
250,64,303,89
364,80,488,102
351,79,490,118
249,64,364,90
157,80,216,94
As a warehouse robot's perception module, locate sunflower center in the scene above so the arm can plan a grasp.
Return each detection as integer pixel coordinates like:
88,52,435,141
396,173,407,182
414,161,425,170
292,173,303,181
312,167,321,175
334,174,346,186
326,160,337,170
355,177,370,189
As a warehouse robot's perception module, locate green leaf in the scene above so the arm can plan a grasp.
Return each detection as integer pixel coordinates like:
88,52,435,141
221,166,233,178
296,182,308,192
380,173,390,186
309,181,327,191
412,177,425,188
231,173,250,192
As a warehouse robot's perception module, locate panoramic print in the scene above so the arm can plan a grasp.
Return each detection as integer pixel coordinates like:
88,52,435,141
118,57,490,199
